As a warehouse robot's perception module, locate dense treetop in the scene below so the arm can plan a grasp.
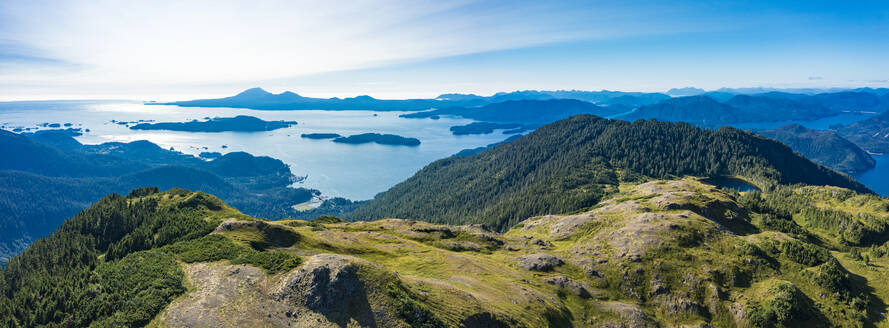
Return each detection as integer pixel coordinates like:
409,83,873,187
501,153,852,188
754,124,875,174
349,115,869,231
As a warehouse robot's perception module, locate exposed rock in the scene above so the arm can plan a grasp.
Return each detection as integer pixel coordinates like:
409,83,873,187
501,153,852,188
517,253,563,271
543,275,592,298
592,199,649,215
548,212,598,239
597,212,694,261
276,254,367,313
597,302,659,328
461,312,513,328
531,238,553,248
652,294,705,317
650,191,696,210
214,218,268,232
160,256,405,328
444,240,481,252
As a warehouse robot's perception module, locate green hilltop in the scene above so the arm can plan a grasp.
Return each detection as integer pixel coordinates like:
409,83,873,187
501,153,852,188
3,179,889,327
348,115,869,231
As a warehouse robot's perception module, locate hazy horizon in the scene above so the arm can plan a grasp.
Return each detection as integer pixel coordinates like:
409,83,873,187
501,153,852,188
1,0,887,100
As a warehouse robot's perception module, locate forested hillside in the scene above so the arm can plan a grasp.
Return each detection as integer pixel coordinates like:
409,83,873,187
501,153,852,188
837,110,889,153
5,180,889,327
0,188,302,327
349,115,869,231
0,130,322,263
754,124,876,174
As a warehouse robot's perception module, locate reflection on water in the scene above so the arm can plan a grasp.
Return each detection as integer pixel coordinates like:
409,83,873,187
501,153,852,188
0,101,511,200
701,176,761,192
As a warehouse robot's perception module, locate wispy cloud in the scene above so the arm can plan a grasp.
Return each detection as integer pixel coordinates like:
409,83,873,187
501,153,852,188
0,0,887,99
0,1,693,90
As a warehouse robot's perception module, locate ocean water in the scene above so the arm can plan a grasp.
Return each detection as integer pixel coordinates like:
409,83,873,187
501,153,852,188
0,100,511,200
855,155,889,196
3,101,888,198
724,111,879,131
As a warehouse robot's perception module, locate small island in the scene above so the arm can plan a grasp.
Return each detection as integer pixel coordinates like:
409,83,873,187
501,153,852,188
199,151,223,159
130,115,297,132
449,122,527,135
332,133,421,146
300,133,341,139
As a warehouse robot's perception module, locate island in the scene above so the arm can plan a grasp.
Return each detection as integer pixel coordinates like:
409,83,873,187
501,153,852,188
449,122,526,135
199,151,223,159
332,133,420,146
453,134,523,157
300,133,341,139
129,115,297,132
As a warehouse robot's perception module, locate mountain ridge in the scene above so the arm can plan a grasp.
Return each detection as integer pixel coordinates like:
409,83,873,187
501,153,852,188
349,114,870,231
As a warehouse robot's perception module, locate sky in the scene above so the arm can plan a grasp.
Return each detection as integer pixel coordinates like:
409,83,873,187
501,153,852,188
0,0,887,100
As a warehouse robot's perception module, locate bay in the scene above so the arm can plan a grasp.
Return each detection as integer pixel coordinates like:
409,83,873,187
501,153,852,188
0,100,510,200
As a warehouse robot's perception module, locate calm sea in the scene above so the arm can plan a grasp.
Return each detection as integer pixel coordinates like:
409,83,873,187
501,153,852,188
0,100,510,200
2,101,887,198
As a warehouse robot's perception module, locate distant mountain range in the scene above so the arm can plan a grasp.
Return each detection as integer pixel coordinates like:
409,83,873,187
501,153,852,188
619,92,889,126
158,88,889,129
154,87,672,110
401,99,626,123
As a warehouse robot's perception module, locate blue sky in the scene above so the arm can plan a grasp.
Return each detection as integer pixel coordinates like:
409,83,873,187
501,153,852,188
0,0,887,100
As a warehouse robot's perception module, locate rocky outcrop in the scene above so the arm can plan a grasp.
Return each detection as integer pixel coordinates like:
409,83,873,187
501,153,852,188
517,253,563,271
275,254,367,313
543,275,593,298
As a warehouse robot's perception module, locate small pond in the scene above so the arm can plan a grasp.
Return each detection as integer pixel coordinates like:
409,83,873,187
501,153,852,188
701,176,761,192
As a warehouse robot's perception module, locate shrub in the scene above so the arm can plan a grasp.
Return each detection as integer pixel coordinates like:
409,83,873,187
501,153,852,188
781,240,830,266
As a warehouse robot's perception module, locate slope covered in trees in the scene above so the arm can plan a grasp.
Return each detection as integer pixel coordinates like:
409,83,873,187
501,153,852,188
754,124,876,174
5,180,889,327
0,130,324,263
619,95,740,126
349,115,870,231
836,110,889,154
0,188,302,327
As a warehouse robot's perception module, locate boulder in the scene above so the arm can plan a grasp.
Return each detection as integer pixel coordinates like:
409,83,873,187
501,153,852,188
517,253,563,271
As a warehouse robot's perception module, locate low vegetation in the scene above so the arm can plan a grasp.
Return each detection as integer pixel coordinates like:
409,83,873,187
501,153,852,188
3,178,889,327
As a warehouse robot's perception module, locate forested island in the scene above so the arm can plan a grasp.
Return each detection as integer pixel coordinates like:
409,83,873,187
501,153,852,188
300,133,341,139
130,115,297,132
332,133,421,146
448,122,530,135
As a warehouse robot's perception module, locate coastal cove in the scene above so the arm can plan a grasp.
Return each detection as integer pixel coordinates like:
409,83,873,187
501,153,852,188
0,100,510,200
855,154,889,196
